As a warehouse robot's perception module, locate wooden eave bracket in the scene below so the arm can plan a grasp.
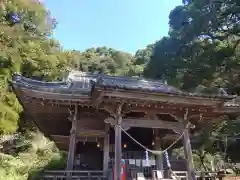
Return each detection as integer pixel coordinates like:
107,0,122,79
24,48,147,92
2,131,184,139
91,90,104,106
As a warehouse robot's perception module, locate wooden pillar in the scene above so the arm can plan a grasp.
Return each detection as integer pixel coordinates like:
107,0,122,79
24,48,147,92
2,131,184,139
114,104,123,180
66,105,77,179
103,124,110,174
155,133,163,171
155,130,164,179
182,109,196,180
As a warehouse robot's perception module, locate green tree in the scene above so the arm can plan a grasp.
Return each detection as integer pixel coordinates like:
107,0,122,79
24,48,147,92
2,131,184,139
144,0,240,166
0,0,60,134
145,0,240,92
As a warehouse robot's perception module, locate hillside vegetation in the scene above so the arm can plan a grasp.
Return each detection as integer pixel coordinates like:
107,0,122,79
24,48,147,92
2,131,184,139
0,0,239,179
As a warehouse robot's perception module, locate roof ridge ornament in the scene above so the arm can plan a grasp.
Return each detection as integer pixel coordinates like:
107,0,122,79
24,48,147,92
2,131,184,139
67,70,98,82
219,88,228,96
224,96,240,107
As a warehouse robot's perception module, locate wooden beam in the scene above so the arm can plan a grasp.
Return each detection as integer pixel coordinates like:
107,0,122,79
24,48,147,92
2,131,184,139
21,87,91,102
104,91,224,106
50,135,104,143
105,117,184,133
76,129,106,137
214,107,240,114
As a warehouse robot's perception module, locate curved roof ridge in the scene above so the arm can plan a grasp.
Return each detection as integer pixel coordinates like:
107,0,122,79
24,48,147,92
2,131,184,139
11,71,237,100
67,70,98,79
96,74,183,94
12,73,66,87
100,73,166,84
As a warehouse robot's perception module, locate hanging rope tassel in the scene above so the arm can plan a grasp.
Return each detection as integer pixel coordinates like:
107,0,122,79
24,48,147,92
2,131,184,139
163,151,182,180
163,151,171,169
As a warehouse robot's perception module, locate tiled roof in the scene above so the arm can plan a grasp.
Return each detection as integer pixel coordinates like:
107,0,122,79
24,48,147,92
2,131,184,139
12,71,237,100
95,75,236,99
96,75,182,94
12,71,97,95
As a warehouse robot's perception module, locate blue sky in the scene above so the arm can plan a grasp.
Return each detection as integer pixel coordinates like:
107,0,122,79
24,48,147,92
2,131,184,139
44,0,182,53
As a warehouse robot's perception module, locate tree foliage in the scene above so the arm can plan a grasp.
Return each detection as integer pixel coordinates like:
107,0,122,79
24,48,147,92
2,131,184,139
0,0,142,135
145,0,240,93
144,0,240,165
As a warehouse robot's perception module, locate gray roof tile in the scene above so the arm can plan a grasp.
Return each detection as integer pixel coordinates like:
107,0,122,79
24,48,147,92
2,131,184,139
12,71,236,100
96,75,182,94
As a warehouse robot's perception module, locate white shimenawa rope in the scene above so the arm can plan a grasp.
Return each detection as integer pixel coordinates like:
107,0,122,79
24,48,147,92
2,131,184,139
111,122,191,180
117,123,190,180
111,122,190,155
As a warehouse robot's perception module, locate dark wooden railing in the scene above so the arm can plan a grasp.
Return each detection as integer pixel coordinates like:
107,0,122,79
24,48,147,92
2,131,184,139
41,169,228,180
42,170,107,180
172,171,219,179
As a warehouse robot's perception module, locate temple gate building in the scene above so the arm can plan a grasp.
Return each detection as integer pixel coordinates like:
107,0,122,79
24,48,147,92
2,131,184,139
12,71,240,180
